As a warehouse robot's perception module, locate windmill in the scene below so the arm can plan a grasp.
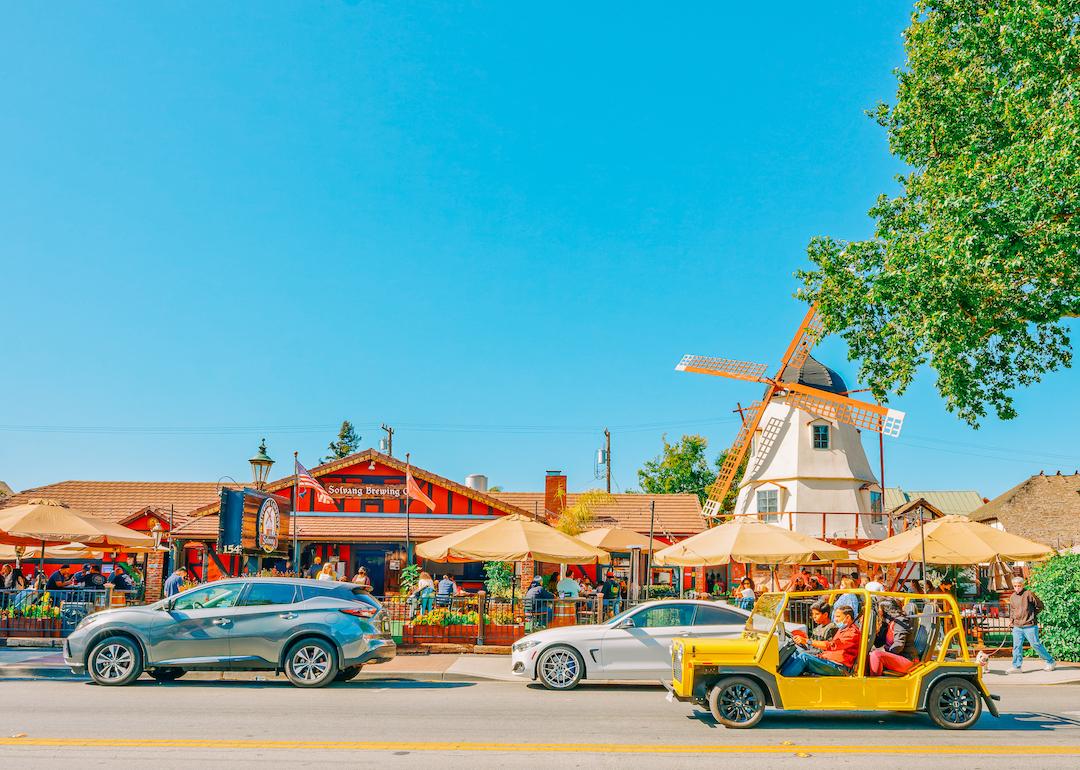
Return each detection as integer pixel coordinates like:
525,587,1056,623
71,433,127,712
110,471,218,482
677,304,906,522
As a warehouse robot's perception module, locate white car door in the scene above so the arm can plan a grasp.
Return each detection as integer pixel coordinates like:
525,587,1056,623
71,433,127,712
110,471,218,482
598,603,697,679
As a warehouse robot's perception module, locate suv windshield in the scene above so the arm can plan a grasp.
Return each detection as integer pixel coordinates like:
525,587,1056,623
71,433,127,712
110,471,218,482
744,593,785,636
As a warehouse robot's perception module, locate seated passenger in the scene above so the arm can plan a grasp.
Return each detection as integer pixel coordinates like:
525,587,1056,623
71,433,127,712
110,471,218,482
780,605,861,677
801,599,837,644
868,598,917,676
832,576,861,623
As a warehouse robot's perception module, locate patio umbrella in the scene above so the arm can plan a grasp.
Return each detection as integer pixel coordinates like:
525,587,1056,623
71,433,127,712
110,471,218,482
857,515,1055,566
652,517,849,566
577,527,668,553
415,514,611,564
0,498,155,574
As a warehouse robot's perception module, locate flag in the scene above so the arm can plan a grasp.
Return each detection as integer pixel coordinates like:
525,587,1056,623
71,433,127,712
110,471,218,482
406,468,435,511
295,459,335,506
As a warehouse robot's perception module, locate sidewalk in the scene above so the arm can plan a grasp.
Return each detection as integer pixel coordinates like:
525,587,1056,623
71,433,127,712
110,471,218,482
1,646,1078,685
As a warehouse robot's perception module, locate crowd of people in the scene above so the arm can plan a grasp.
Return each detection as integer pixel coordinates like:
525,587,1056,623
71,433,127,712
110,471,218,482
1,557,143,613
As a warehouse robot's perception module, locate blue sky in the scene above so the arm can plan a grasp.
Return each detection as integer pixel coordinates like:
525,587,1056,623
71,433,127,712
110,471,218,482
2,2,1077,498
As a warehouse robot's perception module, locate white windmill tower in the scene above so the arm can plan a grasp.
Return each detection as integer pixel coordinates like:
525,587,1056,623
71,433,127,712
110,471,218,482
676,305,905,545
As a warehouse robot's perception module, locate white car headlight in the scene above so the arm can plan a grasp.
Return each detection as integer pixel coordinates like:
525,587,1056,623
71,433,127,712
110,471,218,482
512,639,540,653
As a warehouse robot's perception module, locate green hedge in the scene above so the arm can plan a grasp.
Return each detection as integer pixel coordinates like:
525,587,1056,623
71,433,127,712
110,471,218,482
1027,553,1080,662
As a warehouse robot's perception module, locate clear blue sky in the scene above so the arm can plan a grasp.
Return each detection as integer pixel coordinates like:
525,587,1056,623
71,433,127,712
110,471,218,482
2,2,1077,498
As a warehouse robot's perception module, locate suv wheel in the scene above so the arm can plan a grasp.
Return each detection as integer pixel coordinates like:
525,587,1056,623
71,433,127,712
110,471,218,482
926,677,982,730
149,667,186,682
284,639,338,688
536,646,584,690
88,637,143,686
708,676,766,728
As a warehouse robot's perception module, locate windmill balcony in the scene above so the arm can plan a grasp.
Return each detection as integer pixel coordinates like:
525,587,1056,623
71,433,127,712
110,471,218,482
730,511,910,545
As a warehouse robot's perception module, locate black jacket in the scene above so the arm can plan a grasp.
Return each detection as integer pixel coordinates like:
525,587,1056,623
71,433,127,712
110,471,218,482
875,614,917,658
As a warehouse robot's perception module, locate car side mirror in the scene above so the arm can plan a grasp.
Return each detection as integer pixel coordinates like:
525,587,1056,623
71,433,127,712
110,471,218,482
618,618,636,629
161,599,174,612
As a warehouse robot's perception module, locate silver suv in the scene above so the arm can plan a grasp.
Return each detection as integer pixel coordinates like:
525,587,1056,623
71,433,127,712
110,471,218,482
64,577,395,688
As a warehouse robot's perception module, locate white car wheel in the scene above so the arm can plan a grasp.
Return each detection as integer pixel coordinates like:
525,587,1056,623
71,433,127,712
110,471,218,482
537,646,584,690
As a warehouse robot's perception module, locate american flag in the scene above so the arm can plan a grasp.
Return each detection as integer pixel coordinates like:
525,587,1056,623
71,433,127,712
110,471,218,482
295,459,335,506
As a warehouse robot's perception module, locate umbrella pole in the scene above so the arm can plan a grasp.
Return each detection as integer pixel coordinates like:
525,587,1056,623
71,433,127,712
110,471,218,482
918,508,928,585
39,538,46,580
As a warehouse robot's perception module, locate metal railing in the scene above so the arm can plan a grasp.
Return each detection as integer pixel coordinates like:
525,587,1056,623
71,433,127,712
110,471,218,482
0,588,127,639
372,591,643,645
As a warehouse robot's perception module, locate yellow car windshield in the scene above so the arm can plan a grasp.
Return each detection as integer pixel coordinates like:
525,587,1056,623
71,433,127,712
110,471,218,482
745,593,785,636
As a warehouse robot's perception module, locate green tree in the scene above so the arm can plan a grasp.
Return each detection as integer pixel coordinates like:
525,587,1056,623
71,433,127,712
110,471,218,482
799,0,1079,426
637,434,743,511
323,420,361,462
1028,553,1080,662
554,488,616,536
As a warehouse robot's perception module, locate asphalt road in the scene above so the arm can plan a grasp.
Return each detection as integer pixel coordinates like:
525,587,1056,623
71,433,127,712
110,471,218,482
1,679,1078,768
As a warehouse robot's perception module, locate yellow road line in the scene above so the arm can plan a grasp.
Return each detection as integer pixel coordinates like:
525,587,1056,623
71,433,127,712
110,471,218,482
0,739,1078,755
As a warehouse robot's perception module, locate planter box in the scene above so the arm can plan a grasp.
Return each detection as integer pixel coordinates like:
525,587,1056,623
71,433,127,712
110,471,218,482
0,617,60,638
406,624,478,644
484,624,525,645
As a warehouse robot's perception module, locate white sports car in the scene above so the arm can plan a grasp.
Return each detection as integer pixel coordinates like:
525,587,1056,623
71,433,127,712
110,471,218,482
511,599,778,690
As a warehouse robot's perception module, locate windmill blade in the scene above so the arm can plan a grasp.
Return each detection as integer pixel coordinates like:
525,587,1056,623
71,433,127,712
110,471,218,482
676,355,769,384
701,400,766,519
780,381,905,437
774,304,825,378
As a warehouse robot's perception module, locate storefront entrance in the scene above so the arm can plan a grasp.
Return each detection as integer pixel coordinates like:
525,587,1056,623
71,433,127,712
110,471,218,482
351,547,389,595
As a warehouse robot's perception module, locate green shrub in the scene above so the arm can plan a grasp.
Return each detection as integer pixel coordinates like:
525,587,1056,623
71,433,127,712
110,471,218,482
399,563,420,595
484,561,515,598
1027,553,1080,662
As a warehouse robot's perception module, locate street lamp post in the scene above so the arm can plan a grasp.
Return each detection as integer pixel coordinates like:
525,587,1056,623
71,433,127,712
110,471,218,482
249,438,275,491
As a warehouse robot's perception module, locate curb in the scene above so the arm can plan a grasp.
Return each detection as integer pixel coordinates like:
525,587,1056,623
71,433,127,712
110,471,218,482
0,666,517,684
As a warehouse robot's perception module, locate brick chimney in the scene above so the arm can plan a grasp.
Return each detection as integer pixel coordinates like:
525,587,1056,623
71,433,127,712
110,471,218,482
544,470,567,522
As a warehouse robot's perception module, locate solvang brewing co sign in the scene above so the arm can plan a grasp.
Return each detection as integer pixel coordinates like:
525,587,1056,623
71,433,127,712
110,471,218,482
325,482,406,499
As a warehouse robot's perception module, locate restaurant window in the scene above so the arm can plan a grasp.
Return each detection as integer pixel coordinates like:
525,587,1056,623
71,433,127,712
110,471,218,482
811,423,830,450
756,489,780,524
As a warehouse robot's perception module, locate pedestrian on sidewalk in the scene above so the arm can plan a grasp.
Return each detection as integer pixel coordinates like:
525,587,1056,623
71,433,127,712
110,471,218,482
1007,575,1056,673
163,567,188,598
351,566,372,591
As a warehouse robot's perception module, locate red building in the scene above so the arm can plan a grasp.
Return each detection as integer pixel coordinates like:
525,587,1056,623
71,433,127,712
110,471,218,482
4,449,706,597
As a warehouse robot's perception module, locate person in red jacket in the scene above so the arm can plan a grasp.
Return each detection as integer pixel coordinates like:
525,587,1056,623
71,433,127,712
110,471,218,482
780,605,861,677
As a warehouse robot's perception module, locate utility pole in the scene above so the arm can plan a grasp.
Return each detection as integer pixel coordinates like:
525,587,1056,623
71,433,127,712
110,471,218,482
380,423,394,456
604,428,611,493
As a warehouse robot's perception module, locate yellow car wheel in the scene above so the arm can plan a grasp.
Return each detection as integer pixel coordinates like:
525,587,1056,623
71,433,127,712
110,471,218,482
926,677,982,730
708,677,766,729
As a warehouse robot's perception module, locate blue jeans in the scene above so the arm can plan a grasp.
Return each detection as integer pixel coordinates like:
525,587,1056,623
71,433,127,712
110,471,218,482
1012,625,1055,668
780,649,849,677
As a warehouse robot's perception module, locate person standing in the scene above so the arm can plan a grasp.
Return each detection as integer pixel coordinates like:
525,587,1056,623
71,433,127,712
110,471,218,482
737,577,756,611
163,567,188,597
1007,575,1056,673
308,556,324,579
351,566,372,591
317,563,336,581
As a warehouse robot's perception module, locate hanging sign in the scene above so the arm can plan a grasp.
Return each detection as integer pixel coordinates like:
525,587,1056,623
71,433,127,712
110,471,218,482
218,488,291,554
324,482,407,499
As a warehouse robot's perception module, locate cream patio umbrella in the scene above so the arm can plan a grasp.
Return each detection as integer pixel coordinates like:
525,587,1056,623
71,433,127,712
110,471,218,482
0,499,156,574
857,515,1055,566
415,514,610,564
653,517,849,566
577,527,668,553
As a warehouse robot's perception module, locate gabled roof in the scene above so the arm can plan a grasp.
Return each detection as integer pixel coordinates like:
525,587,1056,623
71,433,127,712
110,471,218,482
889,497,947,522
885,487,985,517
0,480,233,524
188,448,532,519
490,492,705,538
969,472,1080,550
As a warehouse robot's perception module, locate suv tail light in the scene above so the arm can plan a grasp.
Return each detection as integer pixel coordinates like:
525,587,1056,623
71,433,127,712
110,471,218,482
340,606,378,619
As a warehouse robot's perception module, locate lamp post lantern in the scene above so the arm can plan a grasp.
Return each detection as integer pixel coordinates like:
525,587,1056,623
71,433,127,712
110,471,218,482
249,438,275,491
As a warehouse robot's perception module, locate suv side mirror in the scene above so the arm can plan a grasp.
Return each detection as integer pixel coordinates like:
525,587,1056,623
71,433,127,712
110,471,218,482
161,599,175,612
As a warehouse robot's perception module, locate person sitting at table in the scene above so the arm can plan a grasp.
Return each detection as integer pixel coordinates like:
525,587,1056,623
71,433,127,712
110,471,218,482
780,605,861,677
525,576,554,628
436,574,457,607
868,598,917,676
107,564,133,592
556,573,580,598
